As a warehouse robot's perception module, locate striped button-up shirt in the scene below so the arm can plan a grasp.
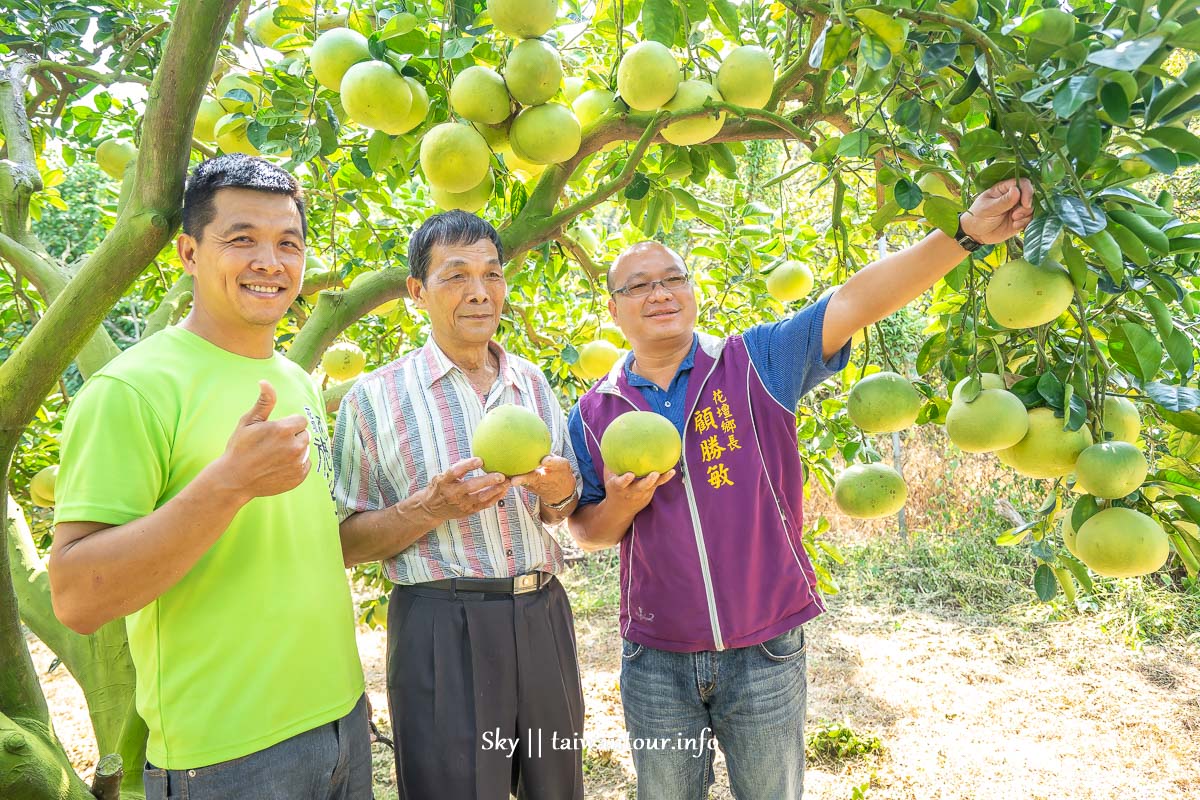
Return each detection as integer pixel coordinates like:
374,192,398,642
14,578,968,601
332,337,579,585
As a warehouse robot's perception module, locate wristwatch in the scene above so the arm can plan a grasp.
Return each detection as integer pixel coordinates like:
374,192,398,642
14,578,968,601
543,489,578,513
954,213,984,252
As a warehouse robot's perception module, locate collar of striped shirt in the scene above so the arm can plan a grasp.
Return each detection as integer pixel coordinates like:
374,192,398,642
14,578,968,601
420,337,519,391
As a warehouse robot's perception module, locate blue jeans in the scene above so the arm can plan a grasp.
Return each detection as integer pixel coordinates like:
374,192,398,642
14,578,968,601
620,625,807,800
143,693,372,800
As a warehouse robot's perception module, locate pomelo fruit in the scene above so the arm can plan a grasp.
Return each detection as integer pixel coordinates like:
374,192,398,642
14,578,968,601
322,341,366,381
246,7,300,49
340,61,413,134
393,77,430,134
985,258,1075,329
572,88,619,128
431,169,495,212
600,411,682,477
96,139,137,180
1061,508,1080,558
914,172,957,215
487,0,557,38
509,102,581,164
310,28,371,92
451,66,511,125
661,80,725,146
30,465,58,507
215,113,260,155
472,119,511,150
420,123,492,192
946,389,1030,453
616,41,681,111
472,404,552,476
1074,441,1147,499
503,148,546,180
847,371,922,433
576,340,622,379
833,463,908,519
1103,395,1140,443
193,97,224,143
503,39,562,106
1019,7,1076,45
996,407,1093,479
950,372,1006,402
564,76,585,103
716,45,774,108
1075,507,1168,578
765,260,814,302
216,73,264,111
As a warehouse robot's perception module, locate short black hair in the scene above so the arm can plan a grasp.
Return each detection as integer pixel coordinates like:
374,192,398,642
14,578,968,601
407,211,504,282
182,154,307,240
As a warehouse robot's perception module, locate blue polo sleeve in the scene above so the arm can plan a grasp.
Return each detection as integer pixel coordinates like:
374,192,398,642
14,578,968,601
742,292,853,410
568,403,607,506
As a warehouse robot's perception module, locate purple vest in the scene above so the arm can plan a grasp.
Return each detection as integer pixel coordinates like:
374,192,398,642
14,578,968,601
577,333,826,652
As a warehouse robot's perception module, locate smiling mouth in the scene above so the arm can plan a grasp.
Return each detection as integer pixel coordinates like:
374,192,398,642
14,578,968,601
646,309,679,318
242,283,286,296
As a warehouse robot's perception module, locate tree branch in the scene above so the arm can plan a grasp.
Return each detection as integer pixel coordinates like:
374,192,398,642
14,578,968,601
26,60,151,88
556,234,602,282
286,267,409,372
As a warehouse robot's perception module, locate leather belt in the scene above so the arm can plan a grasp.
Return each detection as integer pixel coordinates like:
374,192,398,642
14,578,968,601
414,572,553,595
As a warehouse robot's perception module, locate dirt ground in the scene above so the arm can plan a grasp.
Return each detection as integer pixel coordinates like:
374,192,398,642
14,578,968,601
29,589,1200,800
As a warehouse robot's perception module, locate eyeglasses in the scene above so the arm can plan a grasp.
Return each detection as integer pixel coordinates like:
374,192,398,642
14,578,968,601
611,273,692,298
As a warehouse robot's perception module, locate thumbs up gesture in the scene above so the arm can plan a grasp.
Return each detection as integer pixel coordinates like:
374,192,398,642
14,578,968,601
219,381,313,500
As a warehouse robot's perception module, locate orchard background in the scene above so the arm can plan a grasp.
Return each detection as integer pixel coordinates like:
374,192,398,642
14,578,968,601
3,0,1200,797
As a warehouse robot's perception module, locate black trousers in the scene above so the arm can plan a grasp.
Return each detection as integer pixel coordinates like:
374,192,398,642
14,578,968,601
386,576,585,800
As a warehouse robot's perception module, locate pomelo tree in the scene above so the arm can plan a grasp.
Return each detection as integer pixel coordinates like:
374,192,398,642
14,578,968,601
2,0,1200,795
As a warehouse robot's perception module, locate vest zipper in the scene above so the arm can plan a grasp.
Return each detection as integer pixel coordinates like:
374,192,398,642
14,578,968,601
679,460,726,651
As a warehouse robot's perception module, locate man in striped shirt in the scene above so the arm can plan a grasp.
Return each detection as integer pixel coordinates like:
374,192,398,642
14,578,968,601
332,211,585,800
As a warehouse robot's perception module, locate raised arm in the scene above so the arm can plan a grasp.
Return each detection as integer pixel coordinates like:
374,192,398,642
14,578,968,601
821,178,1035,360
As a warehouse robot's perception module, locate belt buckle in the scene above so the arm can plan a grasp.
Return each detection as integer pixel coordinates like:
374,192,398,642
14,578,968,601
513,573,540,594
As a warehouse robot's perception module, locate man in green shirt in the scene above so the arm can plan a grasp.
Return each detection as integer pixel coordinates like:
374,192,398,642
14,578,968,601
50,155,370,799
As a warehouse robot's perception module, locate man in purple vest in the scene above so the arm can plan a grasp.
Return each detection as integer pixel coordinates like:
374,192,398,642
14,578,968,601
567,178,1034,799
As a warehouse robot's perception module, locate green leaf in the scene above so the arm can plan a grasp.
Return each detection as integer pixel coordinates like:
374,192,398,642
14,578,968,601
922,43,957,71
1034,564,1058,602
1109,322,1164,384
1058,555,1095,594
1146,125,1200,159
642,0,679,46
1167,330,1196,377
1099,82,1131,124
1067,108,1101,164
859,33,891,69
893,98,922,131
894,178,921,210
853,8,909,55
817,24,855,71
1177,495,1200,527
1053,75,1099,118
837,130,871,158
1144,381,1200,412
1142,293,1175,340
1136,147,1180,174
1051,195,1107,237
1086,36,1164,71
1037,371,1065,409
1071,495,1102,532
958,128,1005,163
708,0,740,36
1023,213,1064,266
922,196,961,237
625,171,652,200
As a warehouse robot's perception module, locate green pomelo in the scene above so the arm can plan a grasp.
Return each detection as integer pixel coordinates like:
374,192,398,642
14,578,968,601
503,148,546,179
571,223,600,253
1103,396,1140,443
193,97,224,143
996,407,1093,479
847,371,922,433
431,170,495,213
215,114,259,155
572,89,618,128
616,41,681,111
310,28,371,91
246,7,299,49
30,465,58,507
1020,7,1076,45
341,61,413,134
322,341,365,381
1075,441,1148,499
1075,507,1169,578
393,77,430,134
1061,509,1080,558
945,389,1030,453
716,45,774,108
420,122,492,192
600,411,682,477
96,139,137,180
487,0,557,38
451,66,511,125
661,80,725,146
564,76,584,103
833,463,908,519
472,119,511,150
472,405,552,476
914,171,957,216
504,39,562,106
765,261,814,302
509,103,581,165
216,73,264,111
576,340,622,379
985,258,1075,329
950,372,1006,402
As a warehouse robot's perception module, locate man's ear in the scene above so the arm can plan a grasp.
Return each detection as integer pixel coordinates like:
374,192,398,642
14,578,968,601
177,234,199,276
406,275,426,310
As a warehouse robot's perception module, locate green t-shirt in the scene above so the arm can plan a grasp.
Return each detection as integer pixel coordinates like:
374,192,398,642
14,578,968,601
55,326,364,769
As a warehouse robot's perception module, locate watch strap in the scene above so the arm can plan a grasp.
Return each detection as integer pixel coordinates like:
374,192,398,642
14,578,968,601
954,214,984,252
